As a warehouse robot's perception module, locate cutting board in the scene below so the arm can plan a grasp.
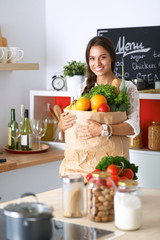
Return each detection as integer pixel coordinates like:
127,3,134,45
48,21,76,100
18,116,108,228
0,25,3,47
0,160,16,173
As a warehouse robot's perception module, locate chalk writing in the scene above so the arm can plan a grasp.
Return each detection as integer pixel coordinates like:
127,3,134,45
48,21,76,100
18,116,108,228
97,26,160,88
132,62,156,71
115,36,151,57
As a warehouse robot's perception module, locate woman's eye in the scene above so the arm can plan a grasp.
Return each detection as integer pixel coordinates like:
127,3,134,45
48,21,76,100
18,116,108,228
89,57,94,61
100,55,106,60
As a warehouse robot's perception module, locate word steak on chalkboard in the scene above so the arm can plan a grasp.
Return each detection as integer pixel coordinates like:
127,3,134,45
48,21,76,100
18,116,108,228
97,26,160,89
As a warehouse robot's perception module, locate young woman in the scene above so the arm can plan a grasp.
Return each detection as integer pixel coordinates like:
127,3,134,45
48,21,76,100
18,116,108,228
59,36,139,177
59,36,139,140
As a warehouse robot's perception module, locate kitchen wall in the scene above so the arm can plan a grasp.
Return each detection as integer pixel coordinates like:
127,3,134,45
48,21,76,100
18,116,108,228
0,0,46,148
46,0,160,89
0,0,160,148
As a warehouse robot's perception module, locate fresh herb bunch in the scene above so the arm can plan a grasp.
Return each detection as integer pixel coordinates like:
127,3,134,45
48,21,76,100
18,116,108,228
82,84,130,111
96,156,138,180
63,60,87,77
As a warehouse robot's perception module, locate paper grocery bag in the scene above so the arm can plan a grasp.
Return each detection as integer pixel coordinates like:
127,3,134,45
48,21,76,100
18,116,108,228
59,111,129,178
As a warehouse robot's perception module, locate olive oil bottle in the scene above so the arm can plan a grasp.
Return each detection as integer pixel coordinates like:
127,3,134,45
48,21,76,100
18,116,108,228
41,103,58,141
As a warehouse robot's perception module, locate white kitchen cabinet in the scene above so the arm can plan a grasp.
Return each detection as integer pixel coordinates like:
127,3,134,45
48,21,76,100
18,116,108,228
29,90,160,189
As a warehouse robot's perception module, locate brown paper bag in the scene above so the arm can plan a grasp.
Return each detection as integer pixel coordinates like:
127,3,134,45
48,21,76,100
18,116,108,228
59,111,129,178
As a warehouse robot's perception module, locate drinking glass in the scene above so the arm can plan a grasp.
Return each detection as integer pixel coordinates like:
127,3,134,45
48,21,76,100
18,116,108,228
32,120,46,150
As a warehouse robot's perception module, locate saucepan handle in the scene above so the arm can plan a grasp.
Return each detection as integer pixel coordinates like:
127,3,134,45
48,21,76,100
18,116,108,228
17,192,39,204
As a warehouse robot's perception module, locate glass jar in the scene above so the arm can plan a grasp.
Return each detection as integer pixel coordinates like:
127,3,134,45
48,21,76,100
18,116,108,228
129,126,143,149
62,175,84,218
114,180,142,231
87,172,115,222
155,80,160,89
148,121,160,150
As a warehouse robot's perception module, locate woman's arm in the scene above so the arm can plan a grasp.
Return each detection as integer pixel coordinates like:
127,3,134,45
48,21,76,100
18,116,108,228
75,120,134,140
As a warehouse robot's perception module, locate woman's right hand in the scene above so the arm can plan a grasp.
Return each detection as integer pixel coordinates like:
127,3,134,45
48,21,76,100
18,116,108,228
59,112,77,132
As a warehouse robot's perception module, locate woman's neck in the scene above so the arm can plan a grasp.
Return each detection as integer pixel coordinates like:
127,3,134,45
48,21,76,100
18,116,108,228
97,72,116,85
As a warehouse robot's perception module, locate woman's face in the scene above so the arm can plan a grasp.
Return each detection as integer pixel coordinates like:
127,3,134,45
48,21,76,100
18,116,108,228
89,45,112,77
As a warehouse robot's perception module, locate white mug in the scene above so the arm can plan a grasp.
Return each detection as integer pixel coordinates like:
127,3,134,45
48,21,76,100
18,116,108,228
0,47,13,63
8,47,24,63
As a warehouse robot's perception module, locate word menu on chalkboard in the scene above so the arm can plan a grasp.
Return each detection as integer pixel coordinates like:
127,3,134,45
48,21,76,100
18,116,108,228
97,26,160,89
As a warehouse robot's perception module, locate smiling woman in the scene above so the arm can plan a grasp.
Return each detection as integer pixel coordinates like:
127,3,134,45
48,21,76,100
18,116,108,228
59,36,140,178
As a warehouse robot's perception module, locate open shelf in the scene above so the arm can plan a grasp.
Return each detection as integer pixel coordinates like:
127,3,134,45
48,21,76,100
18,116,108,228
129,148,160,156
0,63,39,71
139,93,160,99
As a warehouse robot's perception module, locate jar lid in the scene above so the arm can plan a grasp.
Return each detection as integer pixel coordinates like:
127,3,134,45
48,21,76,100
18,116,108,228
92,171,111,178
62,175,84,183
118,179,138,187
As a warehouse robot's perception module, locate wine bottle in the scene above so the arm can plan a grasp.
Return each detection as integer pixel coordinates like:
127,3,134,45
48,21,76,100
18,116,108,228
41,103,58,141
8,109,19,150
21,109,33,150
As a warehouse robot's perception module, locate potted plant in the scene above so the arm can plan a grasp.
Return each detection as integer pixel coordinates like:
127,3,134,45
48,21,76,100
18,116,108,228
63,60,87,91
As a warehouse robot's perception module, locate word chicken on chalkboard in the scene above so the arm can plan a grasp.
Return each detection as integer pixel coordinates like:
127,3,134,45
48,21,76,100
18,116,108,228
97,26,160,89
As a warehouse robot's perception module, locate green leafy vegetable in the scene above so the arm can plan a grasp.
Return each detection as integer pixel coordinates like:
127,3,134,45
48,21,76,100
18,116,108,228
96,156,138,180
82,84,130,111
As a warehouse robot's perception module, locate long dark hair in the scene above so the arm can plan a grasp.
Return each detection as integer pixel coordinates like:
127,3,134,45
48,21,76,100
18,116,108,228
82,36,116,94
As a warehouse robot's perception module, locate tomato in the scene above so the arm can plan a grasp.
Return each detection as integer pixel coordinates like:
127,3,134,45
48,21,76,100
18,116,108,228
120,176,129,180
86,173,92,181
122,168,134,179
106,164,122,176
86,169,102,182
98,103,110,112
92,178,106,186
106,175,120,188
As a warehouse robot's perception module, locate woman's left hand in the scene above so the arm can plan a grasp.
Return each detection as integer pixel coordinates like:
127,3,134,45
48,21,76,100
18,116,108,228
75,119,103,139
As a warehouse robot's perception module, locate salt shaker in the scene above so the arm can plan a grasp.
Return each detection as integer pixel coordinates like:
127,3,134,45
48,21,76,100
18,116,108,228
62,175,84,218
114,179,142,231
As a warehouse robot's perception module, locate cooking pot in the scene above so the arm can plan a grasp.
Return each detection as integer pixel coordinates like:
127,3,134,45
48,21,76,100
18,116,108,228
4,193,53,240
131,79,146,91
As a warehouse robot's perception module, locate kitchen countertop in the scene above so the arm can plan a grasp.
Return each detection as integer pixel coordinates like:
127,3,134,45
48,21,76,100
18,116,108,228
0,142,64,173
0,187,159,240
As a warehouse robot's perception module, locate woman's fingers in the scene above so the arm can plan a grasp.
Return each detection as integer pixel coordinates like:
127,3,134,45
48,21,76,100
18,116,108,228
60,112,77,131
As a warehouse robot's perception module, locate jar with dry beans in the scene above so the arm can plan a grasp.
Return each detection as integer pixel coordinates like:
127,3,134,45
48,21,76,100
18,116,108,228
87,172,115,223
148,121,160,150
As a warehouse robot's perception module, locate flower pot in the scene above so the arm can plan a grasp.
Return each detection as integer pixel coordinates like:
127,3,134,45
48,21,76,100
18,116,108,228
66,75,84,92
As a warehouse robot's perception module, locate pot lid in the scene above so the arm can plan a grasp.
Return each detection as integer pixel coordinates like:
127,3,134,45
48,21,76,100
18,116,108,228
4,202,53,219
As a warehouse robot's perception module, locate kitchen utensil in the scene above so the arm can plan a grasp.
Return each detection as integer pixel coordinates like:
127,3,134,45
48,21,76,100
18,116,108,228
49,107,59,122
53,105,64,142
53,105,62,121
4,193,53,240
2,38,8,47
0,25,3,47
3,143,49,154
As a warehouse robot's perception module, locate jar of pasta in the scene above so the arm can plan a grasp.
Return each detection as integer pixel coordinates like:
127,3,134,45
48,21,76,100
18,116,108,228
62,175,84,218
148,121,160,150
87,172,115,222
129,127,143,149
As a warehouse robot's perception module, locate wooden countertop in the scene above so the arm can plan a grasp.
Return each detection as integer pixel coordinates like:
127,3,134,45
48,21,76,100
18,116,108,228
0,145,64,173
1,188,159,240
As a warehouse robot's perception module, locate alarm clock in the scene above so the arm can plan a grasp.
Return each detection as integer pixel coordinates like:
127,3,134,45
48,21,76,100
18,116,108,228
52,75,65,91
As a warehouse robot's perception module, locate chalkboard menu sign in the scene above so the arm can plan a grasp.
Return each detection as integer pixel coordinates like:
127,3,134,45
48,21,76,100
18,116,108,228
97,26,160,89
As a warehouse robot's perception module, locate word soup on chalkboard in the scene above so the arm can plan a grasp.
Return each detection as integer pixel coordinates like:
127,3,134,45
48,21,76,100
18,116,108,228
97,26,160,89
